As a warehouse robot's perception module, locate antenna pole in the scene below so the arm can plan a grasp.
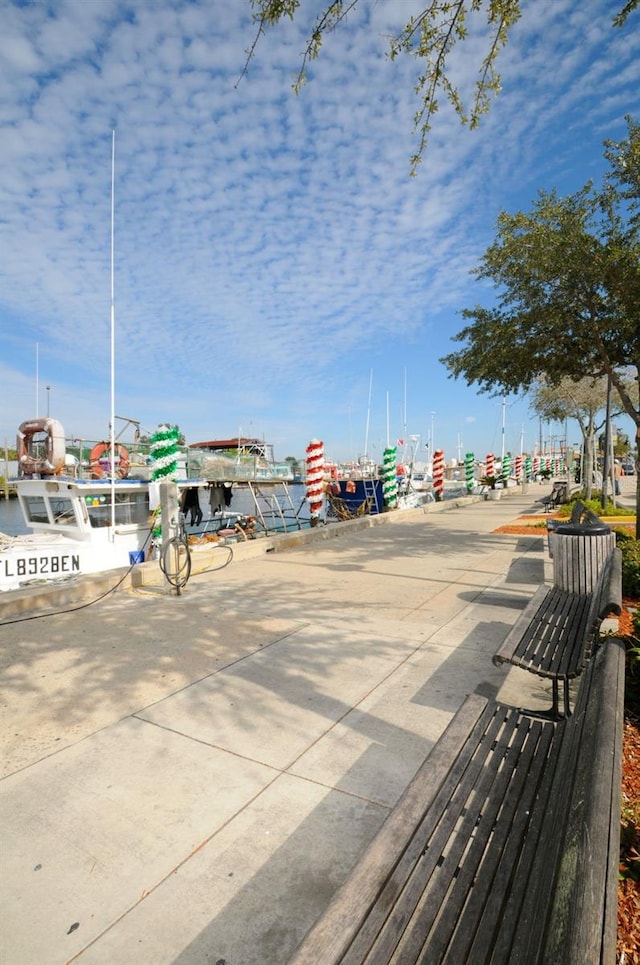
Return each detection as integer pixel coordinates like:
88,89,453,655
110,130,116,530
363,369,373,462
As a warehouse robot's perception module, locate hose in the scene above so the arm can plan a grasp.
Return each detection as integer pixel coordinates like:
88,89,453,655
159,534,192,591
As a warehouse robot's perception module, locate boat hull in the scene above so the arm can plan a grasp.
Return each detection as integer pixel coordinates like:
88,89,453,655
2,475,171,592
0,529,147,592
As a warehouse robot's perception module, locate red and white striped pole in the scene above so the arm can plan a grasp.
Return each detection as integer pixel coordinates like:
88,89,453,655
485,453,495,479
305,439,325,527
432,449,445,501
514,454,523,483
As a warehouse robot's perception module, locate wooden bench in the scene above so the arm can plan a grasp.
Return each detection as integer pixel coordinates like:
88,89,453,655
538,480,569,512
288,637,625,965
492,546,621,718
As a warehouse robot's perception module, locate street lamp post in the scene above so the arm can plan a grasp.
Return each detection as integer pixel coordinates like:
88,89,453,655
46,385,51,417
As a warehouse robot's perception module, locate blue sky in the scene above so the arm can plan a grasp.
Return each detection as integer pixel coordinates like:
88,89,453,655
1,0,638,466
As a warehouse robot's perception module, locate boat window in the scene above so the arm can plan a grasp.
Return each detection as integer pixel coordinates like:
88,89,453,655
84,495,110,527
50,496,78,526
84,492,150,528
23,495,50,524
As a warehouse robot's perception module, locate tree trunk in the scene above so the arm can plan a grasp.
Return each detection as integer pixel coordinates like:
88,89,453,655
583,423,596,501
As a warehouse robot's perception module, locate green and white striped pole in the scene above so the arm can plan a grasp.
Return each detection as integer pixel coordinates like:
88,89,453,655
382,446,398,509
525,455,533,482
465,452,474,492
150,425,181,549
502,451,511,486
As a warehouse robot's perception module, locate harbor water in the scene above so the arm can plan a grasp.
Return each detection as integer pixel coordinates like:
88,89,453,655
0,498,24,536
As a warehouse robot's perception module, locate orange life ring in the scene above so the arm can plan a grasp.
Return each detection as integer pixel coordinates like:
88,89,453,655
89,442,130,479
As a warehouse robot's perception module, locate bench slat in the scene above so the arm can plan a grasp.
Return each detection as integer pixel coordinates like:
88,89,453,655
421,717,554,964
288,641,625,965
338,702,509,965
497,681,588,963
495,587,590,678
491,549,621,717
380,711,536,963
288,695,491,965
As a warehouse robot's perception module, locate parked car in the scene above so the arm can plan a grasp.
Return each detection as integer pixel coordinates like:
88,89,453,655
621,461,635,475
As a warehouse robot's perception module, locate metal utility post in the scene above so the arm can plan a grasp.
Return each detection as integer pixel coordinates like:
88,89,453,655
601,377,611,510
160,480,181,594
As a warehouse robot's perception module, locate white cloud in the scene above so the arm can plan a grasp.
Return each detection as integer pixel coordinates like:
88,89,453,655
0,0,637,459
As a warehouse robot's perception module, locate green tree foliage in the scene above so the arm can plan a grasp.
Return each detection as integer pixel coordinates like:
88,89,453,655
531,376,629,501
243,1,637,170
441,121,639,416
441,118,640,532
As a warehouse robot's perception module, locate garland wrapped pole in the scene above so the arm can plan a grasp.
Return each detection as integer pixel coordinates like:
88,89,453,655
150,425,181,591
502,451,511,486
151,425,180,481
485,453,495,481
464,452,474,493
525,455,533,482
432,449,445,501
514,454,523,483
382,446,398,509
305,439,324,527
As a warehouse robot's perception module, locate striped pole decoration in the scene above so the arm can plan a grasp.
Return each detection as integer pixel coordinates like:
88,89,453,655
514,454,523,482
465,452,474,492
432,449,445,501
151,425,180,481
382,446,398,509
305,439,324,526
502,451,511,485
485,453,495,480
525,455,533,481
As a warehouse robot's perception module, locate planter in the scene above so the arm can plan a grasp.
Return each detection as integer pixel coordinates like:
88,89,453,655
487,489,502,500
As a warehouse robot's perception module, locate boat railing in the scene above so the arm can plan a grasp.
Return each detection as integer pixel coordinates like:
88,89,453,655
56,443,294,484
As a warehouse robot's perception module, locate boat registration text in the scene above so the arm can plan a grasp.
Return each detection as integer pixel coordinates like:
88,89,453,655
3,554,81,579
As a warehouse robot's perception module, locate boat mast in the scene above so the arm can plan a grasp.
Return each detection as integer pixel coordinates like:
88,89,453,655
35,343,39,418
386,391,390,449
363,369,373,465
110,130,116,530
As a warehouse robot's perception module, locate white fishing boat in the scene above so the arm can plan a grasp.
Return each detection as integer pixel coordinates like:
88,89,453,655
2,474,155,590
2,414,309,592
1,416,215,592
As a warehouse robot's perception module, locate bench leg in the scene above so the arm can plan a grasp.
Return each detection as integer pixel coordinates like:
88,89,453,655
523,680,565,721
562,678,572,719
547,679,571,720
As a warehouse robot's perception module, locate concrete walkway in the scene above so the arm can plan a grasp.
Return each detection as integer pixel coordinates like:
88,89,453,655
0,487,614,964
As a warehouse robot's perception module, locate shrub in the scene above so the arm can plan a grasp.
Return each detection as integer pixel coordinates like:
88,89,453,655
620,539,640,599
559,493,635,518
